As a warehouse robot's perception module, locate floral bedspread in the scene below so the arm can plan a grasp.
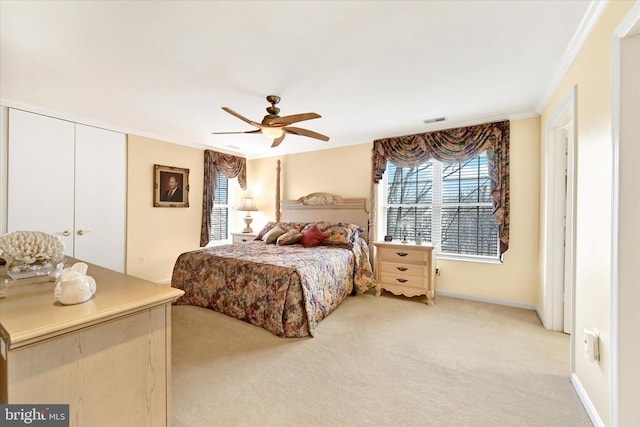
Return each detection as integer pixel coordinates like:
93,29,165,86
171,238,374,337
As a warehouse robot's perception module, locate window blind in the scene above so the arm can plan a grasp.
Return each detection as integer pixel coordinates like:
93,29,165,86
383,153,499,259
209,174,229,241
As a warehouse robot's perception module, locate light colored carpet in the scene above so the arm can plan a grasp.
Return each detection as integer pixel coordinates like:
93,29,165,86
171,290,592,427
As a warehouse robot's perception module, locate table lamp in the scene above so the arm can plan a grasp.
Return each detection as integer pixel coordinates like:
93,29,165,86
240,197,258,233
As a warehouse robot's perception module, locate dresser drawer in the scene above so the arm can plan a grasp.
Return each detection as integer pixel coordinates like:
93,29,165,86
379,273,427,290
378,247,427,264
379,261,426,277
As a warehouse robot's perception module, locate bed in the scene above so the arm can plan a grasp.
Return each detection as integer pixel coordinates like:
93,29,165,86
171,191,375,337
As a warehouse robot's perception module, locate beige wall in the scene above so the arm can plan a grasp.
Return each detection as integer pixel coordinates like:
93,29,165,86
539,1,636,424
126,135,203,282
249,118,541,307
436,117,540,305
247,144,373,232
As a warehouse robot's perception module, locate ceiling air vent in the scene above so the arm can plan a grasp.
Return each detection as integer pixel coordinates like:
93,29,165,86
423,117,446,124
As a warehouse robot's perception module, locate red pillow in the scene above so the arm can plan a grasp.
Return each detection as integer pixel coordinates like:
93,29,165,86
300,225,326,248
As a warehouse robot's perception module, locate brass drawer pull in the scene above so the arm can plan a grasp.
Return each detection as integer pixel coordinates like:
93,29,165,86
396,252,409,257
396,266,408,271
396,278,408,283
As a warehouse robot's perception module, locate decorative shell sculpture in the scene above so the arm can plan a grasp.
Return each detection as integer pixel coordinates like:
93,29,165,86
54,262,96,305
0,231,65,275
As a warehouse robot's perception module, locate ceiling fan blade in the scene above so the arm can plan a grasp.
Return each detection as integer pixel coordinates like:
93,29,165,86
283,126,330,142
212,129,262,135
271,133,286,148
221,107,262,127
265,113,321,126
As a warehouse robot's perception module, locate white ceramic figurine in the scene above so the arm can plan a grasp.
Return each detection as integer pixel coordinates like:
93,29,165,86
53,262,96,305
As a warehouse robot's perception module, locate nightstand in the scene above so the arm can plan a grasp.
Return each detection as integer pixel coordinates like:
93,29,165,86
231,232,257,244
373,241,436,305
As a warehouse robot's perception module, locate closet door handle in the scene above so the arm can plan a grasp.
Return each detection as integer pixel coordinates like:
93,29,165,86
58,230,71,237
77,229,91,236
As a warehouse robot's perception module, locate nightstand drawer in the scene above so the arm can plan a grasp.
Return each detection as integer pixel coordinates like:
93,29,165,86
374,240,435,305
378,247,427,264
379,261,426,277
379,273,427,290
232,233,257,243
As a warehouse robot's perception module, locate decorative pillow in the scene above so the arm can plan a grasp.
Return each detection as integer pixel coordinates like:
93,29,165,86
278,221,306,233
262,226,286,244
276,230,303,246
324,223,361,245
300,225,327,248
302,222,362,247
255,221,277,240
256,221,305,240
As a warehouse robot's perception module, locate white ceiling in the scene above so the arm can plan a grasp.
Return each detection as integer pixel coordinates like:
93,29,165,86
0,0,596,159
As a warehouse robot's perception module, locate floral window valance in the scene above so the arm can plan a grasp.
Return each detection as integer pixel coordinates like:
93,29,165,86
200,150,247,247
372,120,510,256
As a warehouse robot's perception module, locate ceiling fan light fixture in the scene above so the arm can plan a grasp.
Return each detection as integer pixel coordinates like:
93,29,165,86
261,126,284,140
212,96,328,147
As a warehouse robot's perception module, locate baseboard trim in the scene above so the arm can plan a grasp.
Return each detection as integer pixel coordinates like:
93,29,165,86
157,279,171,285
435,289,538,311
535,306,545,327
571,373,604,427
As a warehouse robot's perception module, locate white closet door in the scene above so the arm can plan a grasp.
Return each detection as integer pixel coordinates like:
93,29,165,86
7,109,75,255
75,125,126,272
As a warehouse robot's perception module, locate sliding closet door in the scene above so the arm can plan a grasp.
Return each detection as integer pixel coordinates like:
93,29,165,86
74,125,126,272
7,109,75,255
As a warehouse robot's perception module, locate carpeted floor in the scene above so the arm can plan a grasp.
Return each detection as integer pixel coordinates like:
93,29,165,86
171,290,592,427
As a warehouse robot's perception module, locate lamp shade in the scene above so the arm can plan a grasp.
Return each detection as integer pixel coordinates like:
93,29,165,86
240,197,258,212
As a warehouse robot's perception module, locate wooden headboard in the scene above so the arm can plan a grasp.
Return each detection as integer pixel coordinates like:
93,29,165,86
280,192,370,241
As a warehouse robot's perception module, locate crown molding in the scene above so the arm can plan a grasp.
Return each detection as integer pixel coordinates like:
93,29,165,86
535,0,609,113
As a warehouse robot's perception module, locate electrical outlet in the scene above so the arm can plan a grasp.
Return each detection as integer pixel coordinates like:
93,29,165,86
435,268,441,276
584,328,600,362
138,255,145,265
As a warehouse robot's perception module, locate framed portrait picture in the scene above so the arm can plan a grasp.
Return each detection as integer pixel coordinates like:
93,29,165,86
154,164,189,207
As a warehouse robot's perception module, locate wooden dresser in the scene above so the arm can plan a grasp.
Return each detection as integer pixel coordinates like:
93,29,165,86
0,260,184,426
374,241,436,305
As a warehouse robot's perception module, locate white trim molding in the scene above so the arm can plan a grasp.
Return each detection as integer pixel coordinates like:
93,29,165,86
610,3,640,426
536,1,608,113
542,85,577,337
572,373,605,427
435,289,538,311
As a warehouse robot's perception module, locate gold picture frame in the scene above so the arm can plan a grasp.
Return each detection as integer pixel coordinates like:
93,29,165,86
154,164,189,207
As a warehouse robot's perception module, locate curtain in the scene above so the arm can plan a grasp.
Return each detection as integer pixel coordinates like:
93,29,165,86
371,120,510,257
200,150,247,247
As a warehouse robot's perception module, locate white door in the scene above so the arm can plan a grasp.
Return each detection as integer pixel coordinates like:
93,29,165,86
7,109,127,273
74,125,126,272
7,109,75,254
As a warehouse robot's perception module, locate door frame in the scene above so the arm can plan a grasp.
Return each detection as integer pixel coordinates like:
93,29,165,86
543,86,577,348
611,4,640,425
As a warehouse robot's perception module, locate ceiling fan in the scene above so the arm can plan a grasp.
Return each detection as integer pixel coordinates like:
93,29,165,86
212,95,329,148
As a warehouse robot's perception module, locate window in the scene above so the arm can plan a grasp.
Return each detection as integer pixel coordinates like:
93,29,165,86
381,153,499,260
209,173,231,243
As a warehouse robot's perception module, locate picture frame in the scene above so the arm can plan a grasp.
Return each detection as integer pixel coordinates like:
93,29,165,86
154,164,189,207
